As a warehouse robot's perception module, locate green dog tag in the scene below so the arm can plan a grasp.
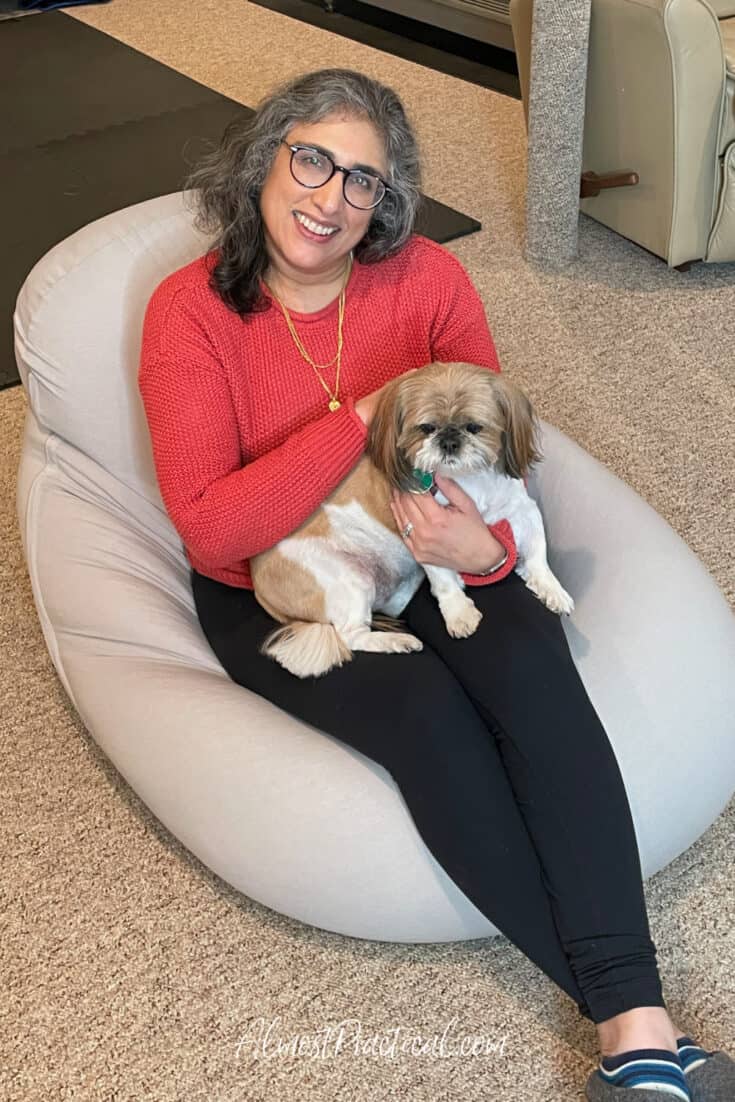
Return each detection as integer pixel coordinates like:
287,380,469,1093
411,468,435,494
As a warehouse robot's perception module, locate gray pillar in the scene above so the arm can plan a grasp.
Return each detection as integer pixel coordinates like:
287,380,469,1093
524,0,592,268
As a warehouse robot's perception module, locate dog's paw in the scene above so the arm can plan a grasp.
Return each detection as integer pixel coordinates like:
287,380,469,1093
354,631,424,655
382,632,424,655
524,571,574,616
442,597,483,638
548,588,575,616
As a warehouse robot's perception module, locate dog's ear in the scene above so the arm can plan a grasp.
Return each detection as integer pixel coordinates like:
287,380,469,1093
366,376,416,490
491,375,543,479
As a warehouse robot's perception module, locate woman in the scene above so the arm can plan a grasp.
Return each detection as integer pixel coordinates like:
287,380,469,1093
138,68,732,1102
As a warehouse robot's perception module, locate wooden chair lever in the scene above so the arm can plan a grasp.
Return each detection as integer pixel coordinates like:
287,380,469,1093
580,171,639,198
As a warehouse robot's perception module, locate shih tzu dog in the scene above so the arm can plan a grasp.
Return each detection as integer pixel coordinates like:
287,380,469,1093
249,362,573,678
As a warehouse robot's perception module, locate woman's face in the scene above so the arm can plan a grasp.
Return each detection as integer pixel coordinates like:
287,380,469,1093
259,112,388,281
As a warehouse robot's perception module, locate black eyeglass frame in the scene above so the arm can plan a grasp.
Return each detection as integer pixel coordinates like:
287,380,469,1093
282,141,392,210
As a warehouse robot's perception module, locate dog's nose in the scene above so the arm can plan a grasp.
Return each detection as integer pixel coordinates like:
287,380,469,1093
438,428,462,455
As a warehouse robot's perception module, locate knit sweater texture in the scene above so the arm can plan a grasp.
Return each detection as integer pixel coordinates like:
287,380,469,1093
139,234,518,590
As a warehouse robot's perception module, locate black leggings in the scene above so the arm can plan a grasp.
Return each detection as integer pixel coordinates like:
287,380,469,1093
191,567,666,1025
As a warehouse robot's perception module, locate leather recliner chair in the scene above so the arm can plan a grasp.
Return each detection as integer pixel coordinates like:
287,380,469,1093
510,0,735,268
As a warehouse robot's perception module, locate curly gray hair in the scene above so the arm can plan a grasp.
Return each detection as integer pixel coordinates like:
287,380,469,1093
183,68,423,318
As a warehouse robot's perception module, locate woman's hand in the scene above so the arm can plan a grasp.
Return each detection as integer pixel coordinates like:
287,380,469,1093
390,472,506,574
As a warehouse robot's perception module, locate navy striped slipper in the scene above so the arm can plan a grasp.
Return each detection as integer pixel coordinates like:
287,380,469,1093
686,1050,735,1102
585,1067,688,1102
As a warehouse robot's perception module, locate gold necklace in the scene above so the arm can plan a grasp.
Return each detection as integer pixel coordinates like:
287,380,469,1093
266,254,353,412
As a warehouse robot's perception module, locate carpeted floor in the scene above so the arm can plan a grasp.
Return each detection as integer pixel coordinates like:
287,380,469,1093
3,1,734,1100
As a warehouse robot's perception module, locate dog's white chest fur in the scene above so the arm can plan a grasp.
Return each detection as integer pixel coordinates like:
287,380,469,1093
432,470,539,548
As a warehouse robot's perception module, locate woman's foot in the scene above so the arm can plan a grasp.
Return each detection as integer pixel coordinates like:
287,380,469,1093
596,1006,680,1057
588,1009,735,1102
591,1007,690,1100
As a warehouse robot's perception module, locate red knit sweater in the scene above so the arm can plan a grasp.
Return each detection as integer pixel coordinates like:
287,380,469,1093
139,234,517,590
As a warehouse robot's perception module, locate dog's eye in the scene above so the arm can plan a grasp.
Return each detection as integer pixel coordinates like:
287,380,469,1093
465,423,483,434
418,423,436,435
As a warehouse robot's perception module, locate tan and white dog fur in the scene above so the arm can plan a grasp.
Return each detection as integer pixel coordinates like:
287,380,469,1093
249,362,573,678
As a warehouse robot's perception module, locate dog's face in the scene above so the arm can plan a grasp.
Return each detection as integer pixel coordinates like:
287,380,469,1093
367,362,542,490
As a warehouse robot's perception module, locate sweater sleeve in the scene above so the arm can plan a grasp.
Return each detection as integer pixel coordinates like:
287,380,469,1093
139,296,368,571
459,518,518,587
427,249,517,586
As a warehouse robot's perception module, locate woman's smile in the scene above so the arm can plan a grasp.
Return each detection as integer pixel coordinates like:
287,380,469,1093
292,210,341,241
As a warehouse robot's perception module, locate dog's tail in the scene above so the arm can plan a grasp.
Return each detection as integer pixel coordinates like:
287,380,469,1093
260,621,353,679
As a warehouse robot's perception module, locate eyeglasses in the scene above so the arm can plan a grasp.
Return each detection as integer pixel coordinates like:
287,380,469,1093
282,141,391,210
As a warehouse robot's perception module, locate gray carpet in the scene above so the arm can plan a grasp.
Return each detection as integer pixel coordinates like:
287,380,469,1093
3,1,734,1099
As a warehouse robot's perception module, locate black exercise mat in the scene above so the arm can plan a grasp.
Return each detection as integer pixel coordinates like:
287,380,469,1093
0,10,480,390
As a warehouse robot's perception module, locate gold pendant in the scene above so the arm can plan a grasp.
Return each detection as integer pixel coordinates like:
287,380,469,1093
328,398,341,412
